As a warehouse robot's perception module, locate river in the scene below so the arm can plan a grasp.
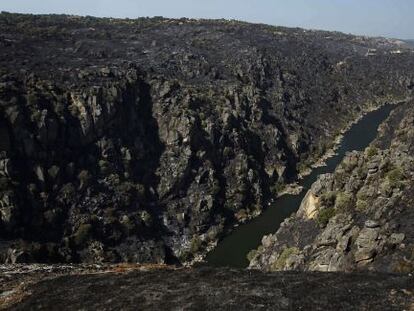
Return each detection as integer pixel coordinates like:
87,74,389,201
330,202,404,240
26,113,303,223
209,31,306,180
205,104,396,268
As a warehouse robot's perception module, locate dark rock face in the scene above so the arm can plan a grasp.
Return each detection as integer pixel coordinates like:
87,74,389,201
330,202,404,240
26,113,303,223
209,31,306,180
1,13,414,264
249,103,414,273
0,265,413,310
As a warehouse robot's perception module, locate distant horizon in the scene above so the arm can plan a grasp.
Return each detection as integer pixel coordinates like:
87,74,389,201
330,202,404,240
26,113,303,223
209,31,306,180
2,0,414,39
3,11,413,41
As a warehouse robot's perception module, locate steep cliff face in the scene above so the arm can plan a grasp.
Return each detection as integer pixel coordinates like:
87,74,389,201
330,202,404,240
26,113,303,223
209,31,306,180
249,103,414,273
1,13,414,264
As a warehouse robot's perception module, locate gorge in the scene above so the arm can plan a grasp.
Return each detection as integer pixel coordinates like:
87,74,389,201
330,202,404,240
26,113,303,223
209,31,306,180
206,103,399,268
0,12,413,310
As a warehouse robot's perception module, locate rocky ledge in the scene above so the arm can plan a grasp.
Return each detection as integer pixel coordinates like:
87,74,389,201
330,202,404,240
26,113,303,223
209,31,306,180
249,102,414,273
0,264,412,310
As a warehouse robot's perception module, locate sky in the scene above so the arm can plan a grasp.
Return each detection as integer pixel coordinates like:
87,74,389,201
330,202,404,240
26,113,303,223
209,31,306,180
2,0,414,39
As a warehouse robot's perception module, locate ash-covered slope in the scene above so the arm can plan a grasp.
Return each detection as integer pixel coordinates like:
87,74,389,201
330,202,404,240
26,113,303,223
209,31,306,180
0,13,413,264
0,265,413,310
249,102,414,273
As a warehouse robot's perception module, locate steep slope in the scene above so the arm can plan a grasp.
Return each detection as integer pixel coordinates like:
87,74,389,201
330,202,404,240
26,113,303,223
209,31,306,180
1,13,414,264
249,102,414,273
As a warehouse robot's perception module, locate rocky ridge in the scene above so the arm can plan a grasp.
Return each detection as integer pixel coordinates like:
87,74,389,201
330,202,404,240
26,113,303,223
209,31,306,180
1,13,414,264
249,102,414,273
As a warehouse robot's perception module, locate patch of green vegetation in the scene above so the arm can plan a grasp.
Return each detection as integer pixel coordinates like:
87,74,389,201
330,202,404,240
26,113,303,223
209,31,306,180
356,189,369,202
341,156,359,173
297,162,309,174
334,192,354,212
270,182,285,195
317,207,336,226
387,167,404,182
356,165,367,178
178,251,191,262
190,236,202,254
356,199,369,212
366,146,378,158
386,167,404,188
380,180,393,197
271,247,299,271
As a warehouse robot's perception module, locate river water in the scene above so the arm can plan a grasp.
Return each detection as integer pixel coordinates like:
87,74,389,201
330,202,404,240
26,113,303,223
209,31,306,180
205,104,396,268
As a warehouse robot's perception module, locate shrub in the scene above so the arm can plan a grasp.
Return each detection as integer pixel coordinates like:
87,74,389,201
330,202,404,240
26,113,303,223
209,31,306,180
317,208,336,226
356,199,369,212
179,251,191,262
341,156,359,173
271,247,299,271
386,167,404,188
356,165,367,178
270,182,285,195
297,162,309,174
356,189,369,201
387,168,403,182
190,236,202,254
366,146,378,158
380,180,393,197
334,192,354,212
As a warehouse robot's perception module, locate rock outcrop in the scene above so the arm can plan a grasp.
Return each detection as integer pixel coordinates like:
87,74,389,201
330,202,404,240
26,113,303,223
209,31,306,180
1,13,414,264
249,103,414,273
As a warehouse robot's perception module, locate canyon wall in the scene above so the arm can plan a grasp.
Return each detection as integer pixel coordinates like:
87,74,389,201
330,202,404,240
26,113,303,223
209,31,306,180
1,13,413,263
